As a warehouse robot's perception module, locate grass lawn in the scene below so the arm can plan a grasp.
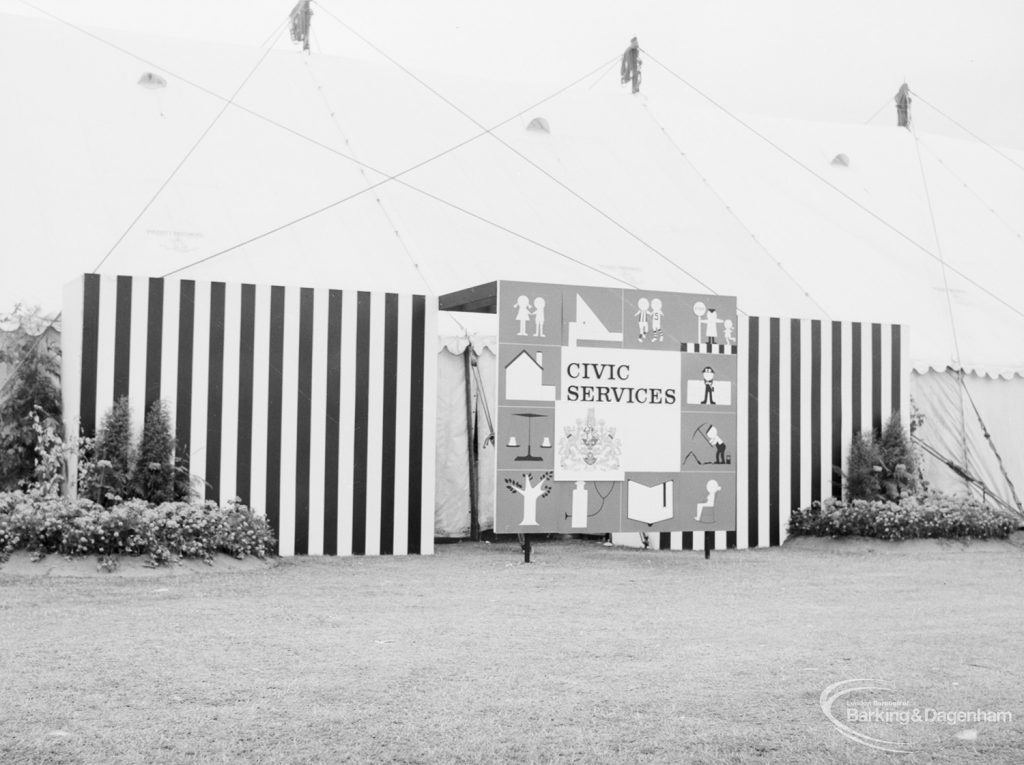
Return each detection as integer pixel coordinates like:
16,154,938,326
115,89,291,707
1,539,1022,764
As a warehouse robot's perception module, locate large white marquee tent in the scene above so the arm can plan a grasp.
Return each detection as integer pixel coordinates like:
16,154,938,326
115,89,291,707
2,10,1022,537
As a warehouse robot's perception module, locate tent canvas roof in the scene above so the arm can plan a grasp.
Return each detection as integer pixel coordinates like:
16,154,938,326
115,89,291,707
3,13,1023,375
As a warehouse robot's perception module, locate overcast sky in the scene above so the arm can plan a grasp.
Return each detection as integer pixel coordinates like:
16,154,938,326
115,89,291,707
4,0,1024,149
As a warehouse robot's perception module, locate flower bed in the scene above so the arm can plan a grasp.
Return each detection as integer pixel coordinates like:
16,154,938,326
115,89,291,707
788,494,1018,541
0,492,275,568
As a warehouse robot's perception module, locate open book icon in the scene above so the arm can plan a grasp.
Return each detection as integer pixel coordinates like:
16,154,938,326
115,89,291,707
626,480,674,525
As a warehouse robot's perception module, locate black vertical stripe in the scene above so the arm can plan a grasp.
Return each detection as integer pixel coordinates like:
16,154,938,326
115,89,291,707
659,532,671,550
205,282,226,503
379,293,400,555
851,323,862,437
144,278,163,412
351,292,372,556
769,318,780,547
112,275,132,401
236,285,256,507
830,321,842,499
747,317,759,548
265,286,286,549
790,319,801,523
175,281,195,472
810,320,822,503
323,290,343,556
406,294,426,555
726,324,738,548
682,531,693,550
79,275,101,437
294,288,314,556
891,325,902,416
871,323,883,436
704,531,714,551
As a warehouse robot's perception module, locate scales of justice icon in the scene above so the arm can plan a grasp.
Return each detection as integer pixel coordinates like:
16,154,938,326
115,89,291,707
507,413,552,462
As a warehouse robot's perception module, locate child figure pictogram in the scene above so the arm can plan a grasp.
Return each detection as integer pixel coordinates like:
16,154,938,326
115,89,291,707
635,297,651,342
532,297,546,338
514,295,531,336
650,298,664,342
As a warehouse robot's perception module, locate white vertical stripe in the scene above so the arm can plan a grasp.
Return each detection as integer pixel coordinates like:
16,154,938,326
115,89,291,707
277,287,300,557
757,318,771,548
248,284,271,517
735,315,749,550
189,280,211,495
159,280,180,438
420,297,439,555
363,292,387,556
94,275,118,420
862,323,874,436
820,321,833,500
392,293,412,556
840,322,854,498
799,320,813,512
336,290,358,557
778,319,792,543
880,324,893,429
219,283,241,506
128,278,149,442
693,527,704,551
61,278,84,496
714,529,727,550
307,288,329,556
900,326,911,431
670,531,682,551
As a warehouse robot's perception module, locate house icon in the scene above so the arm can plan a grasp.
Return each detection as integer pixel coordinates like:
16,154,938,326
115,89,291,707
505,350,556,402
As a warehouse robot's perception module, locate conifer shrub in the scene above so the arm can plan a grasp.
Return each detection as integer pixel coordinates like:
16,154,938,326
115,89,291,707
845,432,881,501
87,396,135,505
0,326,61,490
878,412,917,499
844,415,918,502
132,400,182,503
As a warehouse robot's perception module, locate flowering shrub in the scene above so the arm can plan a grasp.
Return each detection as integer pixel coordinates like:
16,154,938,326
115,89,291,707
0,492,275,567
789,494,1018,541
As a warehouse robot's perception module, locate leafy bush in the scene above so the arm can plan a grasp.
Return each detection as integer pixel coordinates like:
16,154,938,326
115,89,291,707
0,321,61,490
0,492,276,567
789,494,1017,541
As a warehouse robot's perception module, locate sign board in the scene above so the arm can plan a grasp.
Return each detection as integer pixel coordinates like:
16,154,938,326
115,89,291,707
494,281,738,534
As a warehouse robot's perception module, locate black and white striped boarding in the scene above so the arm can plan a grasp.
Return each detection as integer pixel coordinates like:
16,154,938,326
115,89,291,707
649,315,908,552
61,274,438,557
680,342,738,355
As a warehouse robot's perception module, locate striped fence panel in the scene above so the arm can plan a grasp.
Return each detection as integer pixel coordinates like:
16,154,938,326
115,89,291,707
647,315,909,551
61,274,438,557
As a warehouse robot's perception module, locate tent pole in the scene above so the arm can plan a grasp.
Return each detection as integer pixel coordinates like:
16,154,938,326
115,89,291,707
463,347,480,541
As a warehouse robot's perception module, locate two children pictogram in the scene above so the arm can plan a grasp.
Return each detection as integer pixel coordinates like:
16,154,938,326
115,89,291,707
635,297,664,343
514,295,547,337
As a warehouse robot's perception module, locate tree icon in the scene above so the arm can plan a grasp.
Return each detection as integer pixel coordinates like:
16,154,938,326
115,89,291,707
505,471,553,526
